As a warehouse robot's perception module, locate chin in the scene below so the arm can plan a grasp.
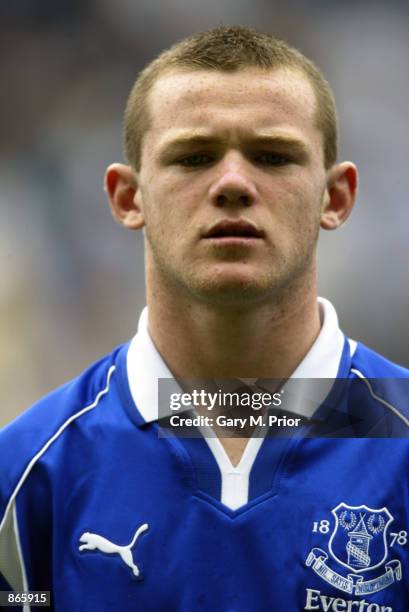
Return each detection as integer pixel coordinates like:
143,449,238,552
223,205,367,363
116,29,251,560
188,272,276,307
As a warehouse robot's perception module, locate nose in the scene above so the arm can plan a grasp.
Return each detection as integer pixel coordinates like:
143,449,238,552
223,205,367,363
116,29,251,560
208,155,258,207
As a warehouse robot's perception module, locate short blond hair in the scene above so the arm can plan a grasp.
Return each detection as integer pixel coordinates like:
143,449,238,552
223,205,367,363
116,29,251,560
124,25,337,170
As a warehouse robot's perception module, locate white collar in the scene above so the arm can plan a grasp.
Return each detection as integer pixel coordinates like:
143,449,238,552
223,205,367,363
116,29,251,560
127,297,347,423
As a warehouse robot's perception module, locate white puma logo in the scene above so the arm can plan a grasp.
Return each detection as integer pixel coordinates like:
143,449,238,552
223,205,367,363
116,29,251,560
78,522,149,577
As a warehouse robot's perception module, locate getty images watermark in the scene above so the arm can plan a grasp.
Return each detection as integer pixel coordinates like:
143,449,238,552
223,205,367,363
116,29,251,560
158,381,305,437
168,388,302,432
157,378,409,439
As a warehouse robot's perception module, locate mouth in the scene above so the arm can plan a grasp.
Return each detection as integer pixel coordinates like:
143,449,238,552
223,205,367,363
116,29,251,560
202,219,264,243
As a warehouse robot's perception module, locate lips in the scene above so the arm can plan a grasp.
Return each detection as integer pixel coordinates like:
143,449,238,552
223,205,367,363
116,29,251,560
203,219,264,239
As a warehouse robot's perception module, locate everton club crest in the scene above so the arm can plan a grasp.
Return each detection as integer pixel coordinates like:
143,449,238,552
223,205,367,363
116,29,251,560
306,503,402,595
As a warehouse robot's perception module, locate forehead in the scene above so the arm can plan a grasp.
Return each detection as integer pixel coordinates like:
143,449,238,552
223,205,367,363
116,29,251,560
145,67,320,144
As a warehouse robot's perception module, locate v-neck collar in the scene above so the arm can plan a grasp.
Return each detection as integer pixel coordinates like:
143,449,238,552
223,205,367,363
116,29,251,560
125,298,354,511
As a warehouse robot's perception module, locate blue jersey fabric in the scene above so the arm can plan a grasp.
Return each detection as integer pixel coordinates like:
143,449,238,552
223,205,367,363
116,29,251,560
1,340,409,611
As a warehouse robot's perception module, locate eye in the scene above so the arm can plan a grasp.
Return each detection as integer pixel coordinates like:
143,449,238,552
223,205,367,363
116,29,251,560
178,153,214,167
254,152,292,166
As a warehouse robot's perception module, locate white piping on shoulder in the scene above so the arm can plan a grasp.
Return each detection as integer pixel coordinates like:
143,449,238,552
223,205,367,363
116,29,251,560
13,502,30,612
0,365,116,534
351,367,409,428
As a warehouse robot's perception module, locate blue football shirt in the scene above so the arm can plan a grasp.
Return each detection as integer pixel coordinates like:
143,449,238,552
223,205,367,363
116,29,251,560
1,299,409,611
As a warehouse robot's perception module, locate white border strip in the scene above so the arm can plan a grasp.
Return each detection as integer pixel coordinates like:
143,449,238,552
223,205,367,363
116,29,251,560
351,368,409,428
0,366,116,533
13,502,30,611
203,434,264,510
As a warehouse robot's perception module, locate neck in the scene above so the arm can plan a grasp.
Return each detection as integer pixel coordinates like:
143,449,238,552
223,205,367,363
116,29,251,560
146,273,321,380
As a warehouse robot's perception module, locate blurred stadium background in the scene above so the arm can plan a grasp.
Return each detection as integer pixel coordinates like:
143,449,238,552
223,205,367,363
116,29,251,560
1,1,408,427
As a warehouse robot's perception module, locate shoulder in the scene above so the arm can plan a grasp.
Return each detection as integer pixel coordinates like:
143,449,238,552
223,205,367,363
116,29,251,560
350,341,409,379
0,343,129,521
348,340,409,428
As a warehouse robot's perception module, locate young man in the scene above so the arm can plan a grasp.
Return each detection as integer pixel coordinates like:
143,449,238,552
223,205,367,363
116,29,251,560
1,26,408,611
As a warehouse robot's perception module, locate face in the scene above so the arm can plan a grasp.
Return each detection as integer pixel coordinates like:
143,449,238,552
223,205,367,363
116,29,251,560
134,67,330,306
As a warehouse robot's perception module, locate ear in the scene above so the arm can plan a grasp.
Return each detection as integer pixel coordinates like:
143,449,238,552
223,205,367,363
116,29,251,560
320,162,358,230
104,163,145,230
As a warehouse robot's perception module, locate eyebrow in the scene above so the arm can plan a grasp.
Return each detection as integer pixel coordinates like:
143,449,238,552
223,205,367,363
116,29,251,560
158,133,219,153
158,131,310,157
247,134,310,156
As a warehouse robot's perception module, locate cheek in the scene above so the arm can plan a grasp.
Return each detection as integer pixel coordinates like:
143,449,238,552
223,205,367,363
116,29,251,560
268,174,322,215
142,189,189,249
145,176,205,225
263,178,322,247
